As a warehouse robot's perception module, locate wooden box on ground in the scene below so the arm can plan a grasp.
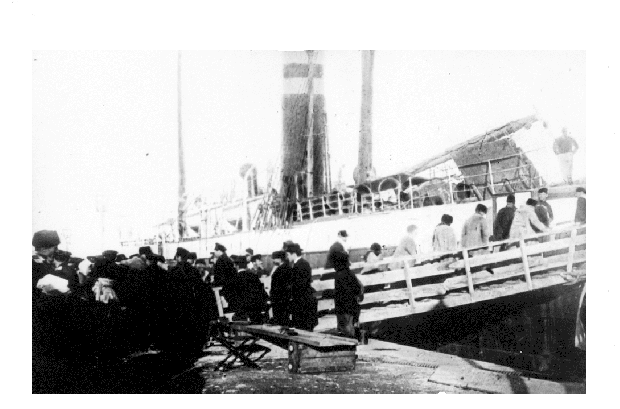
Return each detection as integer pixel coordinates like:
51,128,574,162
288,342,357,374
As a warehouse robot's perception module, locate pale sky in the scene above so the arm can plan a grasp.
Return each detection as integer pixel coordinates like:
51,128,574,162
32,50,585,255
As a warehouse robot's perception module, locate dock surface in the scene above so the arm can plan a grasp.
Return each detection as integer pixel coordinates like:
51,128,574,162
193,338,585,394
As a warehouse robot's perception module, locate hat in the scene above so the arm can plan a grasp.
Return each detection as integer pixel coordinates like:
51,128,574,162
86,255,100,263
506,194,515,203
115,254,128,262
440,214,453,224
251,254,262,262
175,247,190,259
338,230,348,238
282,240,294,250
54,250,71,263
271,250,286,260
284,243,302,255
215,243,227,252
102,250,118,262
576,187,586,193
538,187,548,194
139,246,153,256
145,253,164,263
245,248,254,256
69,257,84,265
188,252,197,260
234,257,248,269
32,230,61,250
370,242,382,252
129,254,140,259
195,258,207,265
526,198,538,206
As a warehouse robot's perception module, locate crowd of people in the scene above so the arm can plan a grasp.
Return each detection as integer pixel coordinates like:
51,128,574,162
32,185,585,391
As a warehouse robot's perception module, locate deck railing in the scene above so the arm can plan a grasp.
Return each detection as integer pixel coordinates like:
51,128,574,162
213,224,586,326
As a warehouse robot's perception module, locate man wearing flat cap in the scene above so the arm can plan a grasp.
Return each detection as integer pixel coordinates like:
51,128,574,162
212,242,239,312
325,230,349,269
269,250,292,326
493,195,517,243
533,188,554,234
285,243,318,331
245,248,254,264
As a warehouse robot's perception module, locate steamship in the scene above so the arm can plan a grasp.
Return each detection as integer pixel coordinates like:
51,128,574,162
120,51,586,373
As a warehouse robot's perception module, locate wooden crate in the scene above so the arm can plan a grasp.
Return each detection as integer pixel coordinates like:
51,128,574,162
287,342,356,374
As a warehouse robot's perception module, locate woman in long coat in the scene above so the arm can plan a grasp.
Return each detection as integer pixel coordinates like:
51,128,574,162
331,251,363,338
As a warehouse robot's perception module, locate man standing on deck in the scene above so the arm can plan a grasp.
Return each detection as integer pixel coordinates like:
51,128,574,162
533,188,554,233
493,194,516,243
325,230,349,269
432,214,457,252
510,199,549,241
575,187,586,224
461,204,490,249
553,127,579,185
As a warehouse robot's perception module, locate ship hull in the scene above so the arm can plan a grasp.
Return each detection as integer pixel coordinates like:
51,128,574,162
363,278,585,375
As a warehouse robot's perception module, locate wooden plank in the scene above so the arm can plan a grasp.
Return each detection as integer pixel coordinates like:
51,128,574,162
520,239,533,290
567,227,577,273
449,234,586,270
299,347,356,359
236,324,358,347
462,249,475,296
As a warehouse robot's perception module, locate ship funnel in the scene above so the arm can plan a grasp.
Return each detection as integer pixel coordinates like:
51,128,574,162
281,51,328,201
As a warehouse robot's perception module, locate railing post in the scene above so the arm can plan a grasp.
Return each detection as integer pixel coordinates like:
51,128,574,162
487,161,496,194
567,227,577,273
519,239,533,290
402,258,416,310
461,249,475,297
337,193,343,215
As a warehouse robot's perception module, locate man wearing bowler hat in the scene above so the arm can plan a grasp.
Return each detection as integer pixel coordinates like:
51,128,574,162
285,243,318,331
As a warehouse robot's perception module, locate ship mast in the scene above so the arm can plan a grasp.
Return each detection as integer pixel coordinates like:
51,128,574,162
354,50,376,184
305,50,316,198
177,50,186,239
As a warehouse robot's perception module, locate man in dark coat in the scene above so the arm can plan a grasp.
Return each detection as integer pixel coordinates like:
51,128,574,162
212,242,239,311
331,251,363,338
160,247,219,361
232,257,269,323
325,230,349,269
269,250,292,326
493,194,516,242
533,188,554,233
285,243,318,331
575,187,586,224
